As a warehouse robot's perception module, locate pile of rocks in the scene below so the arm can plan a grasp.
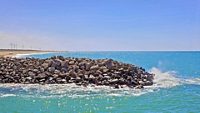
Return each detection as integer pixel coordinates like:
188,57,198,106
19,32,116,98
0,56,154,88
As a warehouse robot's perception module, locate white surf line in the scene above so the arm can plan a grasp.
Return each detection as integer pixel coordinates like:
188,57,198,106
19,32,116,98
14,52,54,58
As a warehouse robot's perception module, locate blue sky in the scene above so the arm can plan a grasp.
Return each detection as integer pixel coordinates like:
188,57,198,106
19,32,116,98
0,0,199,51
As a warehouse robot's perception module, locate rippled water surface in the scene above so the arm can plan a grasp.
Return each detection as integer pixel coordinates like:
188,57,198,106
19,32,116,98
1,51,200,113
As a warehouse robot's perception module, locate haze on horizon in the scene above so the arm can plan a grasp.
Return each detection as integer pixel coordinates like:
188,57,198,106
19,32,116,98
0,0,199,51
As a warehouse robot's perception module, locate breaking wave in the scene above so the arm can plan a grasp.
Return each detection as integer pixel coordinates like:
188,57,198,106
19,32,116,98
0,68,199,98
150,67,200,88
149,67,181,88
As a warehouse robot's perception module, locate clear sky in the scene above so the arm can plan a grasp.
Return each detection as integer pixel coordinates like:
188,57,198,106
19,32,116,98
0,0,199,51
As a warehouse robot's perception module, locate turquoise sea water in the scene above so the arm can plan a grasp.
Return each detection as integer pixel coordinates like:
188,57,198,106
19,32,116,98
1,51,200,113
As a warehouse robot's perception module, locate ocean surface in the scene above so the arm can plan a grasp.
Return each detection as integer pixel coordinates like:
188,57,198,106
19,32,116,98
1,51,200,113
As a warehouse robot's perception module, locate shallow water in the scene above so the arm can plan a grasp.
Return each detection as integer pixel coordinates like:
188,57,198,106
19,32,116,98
1,51,200,113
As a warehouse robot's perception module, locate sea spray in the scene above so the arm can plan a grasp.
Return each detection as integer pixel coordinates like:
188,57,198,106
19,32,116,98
149,67,181,88
150,67,200,88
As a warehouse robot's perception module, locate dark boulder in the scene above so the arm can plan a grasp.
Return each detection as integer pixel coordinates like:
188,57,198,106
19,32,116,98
0,57,154,88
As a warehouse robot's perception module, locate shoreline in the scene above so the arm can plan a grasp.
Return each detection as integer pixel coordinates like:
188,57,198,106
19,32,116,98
14,52,54,58
0,49,58,58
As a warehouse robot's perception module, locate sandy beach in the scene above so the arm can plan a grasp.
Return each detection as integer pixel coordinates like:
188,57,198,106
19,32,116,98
0,49,53,57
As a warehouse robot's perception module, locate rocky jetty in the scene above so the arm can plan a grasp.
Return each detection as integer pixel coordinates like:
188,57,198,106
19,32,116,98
0,56,154,88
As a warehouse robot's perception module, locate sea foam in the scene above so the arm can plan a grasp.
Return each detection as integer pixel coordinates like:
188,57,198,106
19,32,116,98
0,68,199,98
150,67,200,88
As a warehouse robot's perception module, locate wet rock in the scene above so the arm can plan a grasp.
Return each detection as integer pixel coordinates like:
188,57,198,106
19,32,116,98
49,77,53,81
69,70,76,78
61,67,68,73
65,76,71,81
118,78,126,85
37,73,46,79
104,76,111,79
28,71,35,76
41,63,49,69
109,79,119,84
84,75,89,79
56,78,66,83
54,70,60,74
33,69,39,73
98,74,104,80
75,76,82,83
135,85,144,89
61,79,66,83
114,84,119,89
85,63,92,70
48,67,55,73
69,61,75,65
144,81,153,86
102,68,109,73
138,80,144,85
51,59,61,68
26,77,32,80
57,56,65,61
89,74,95,79
90,65,99,70
53,74,59,78
39,79,46,82
104,59,114,69
61,61,68,68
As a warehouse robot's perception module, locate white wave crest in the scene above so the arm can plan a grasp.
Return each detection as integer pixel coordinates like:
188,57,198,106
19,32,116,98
183,78,200,85
149,67,200,88
149,67,181,88
0,83,149,98
0,94,16,97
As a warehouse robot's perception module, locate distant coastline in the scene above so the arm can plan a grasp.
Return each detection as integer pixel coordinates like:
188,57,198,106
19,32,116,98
0,49,58,57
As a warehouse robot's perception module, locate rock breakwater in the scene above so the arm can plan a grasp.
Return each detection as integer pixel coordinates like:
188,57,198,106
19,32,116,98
0,56,154,88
